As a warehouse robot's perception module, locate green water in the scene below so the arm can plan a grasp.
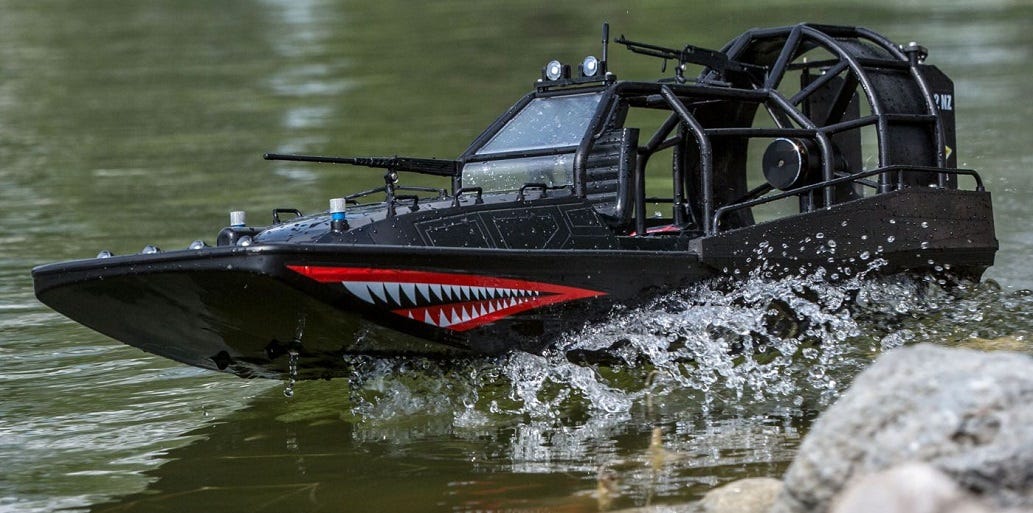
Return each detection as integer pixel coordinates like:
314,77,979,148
3,1,1033,511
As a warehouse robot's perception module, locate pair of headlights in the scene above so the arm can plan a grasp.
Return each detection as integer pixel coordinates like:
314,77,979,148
543,55,601,81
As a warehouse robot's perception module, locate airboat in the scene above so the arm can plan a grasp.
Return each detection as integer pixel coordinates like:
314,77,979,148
33,23,997,379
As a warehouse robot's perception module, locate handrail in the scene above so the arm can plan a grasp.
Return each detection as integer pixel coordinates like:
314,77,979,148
452,187,484,207
711,165,984,233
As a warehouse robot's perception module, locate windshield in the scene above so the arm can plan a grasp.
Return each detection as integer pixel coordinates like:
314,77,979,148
475,92,603,155
462,154,575,193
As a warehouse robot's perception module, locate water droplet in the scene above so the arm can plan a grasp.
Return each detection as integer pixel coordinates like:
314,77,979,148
860,251,870,260
921,221,929,228
887,236,896,243
815,232,825,239
808,365,827,381
283,348,300,398
921,241,930,249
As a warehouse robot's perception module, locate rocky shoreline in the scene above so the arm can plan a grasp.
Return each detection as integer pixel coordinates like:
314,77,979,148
622,343,1033,513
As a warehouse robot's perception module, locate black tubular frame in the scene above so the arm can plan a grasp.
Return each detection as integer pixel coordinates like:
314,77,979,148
449,24,976,237
601,23,970,236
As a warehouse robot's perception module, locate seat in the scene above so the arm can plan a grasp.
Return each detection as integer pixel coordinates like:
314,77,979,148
583,128,638,230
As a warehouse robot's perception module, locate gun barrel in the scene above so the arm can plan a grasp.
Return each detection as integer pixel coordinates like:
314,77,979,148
263,153,459,177
264,153,340,164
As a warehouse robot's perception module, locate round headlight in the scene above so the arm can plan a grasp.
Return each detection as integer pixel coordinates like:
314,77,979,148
545,60,564,81
582,56,599,77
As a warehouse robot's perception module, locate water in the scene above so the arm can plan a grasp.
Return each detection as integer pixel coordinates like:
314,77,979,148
3,0,1033,511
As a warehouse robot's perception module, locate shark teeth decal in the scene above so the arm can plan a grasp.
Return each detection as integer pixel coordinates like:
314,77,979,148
286,266,605,332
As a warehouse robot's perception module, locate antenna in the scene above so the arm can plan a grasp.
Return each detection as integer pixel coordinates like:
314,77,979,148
601,22,609,74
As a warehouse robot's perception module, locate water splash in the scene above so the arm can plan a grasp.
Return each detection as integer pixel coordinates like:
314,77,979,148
267,266,1033,509
331,264,887,425
325,260,1033,432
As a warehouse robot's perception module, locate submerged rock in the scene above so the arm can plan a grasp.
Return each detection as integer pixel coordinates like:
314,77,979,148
772,343,1033,513
699,477,782,513
958,334,1030,353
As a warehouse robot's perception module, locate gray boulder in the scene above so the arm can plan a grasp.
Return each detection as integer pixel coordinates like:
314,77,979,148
772,343,1033,513
830,462,990,513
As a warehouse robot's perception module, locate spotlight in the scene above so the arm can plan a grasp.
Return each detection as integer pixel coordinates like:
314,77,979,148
544,60,564,81
581,56,599,77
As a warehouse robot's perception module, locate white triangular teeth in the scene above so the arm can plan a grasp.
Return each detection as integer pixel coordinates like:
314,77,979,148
342,277,554,331
344,282,375,303
401,283,416,305
416,283,430,302
368,282,387,303
385,282,401,305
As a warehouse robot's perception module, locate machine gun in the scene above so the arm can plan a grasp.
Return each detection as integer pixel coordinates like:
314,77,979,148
614,35,763,84
263,153,460,177
264,153,455,216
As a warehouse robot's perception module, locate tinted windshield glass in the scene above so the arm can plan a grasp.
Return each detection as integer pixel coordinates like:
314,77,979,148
476,92,603,154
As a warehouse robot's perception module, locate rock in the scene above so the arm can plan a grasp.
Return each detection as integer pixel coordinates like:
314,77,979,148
699,477,782,513
831,462,991,513
958,335,1030,353
772,344,1033,513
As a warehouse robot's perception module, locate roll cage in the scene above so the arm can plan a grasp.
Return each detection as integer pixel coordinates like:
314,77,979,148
458,23,984,237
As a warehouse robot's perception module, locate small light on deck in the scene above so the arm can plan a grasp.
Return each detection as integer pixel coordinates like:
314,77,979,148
229,210,246,227
329,197,349,233
329,198,347,218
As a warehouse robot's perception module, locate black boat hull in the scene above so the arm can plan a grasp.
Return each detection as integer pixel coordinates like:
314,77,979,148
32,188,996,379
33,245,714,379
